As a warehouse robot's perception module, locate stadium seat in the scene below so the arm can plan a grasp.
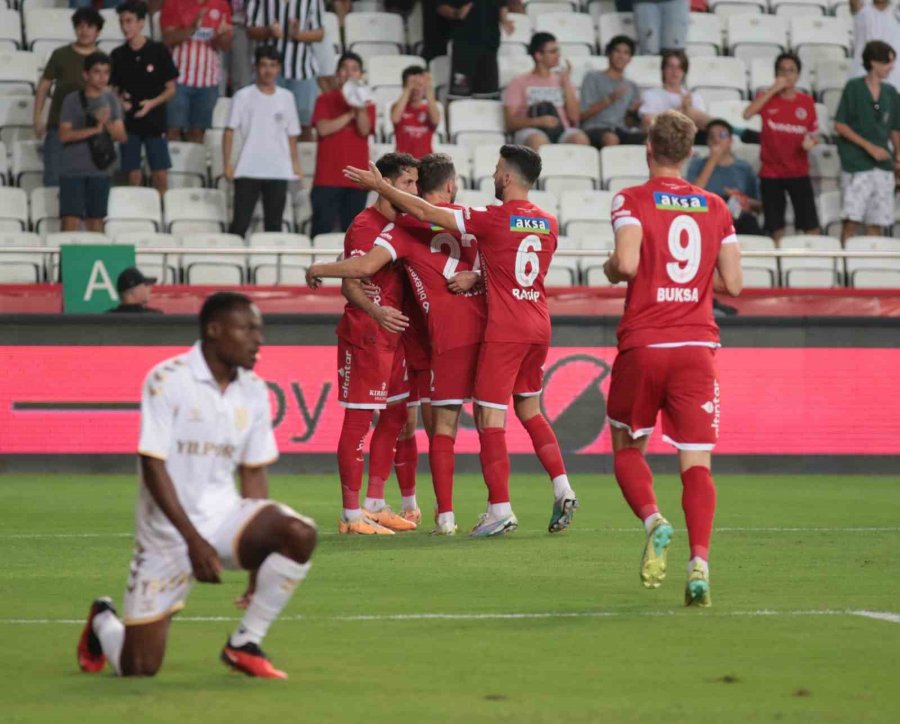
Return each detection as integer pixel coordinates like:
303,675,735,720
817,189,842,237
212,97,231,129
0,8,21,53
46,231,111,246
447,99,505,147
790,16,850,66
472,143,501,190
432,142,473,188
455,188,499,208
534,13,595,57
105,187,163,235
597,12,636,51
685,12,723,57
0,140,7,185
370,141,394,163
569,55,608,89
707,0,765,17
367,54,427,93
525,188,559,216
579,230,616,285
770,0,826,16
167,141,209,188
559,189,614,234
12,139,44,191
539,144,600,193
600,145,647,190
499,13,532,55
780,234,842,287
297,141,317,179
164,188,227,234
625,55,662,90
499,54,535,91
706,100,761,133
323,11,341,54
525,1,576,22
0,51,40,95
814,102,832,140
726,14,788,64
0,95,36,146
844,236,900,288
429,54,451,102
737,234,779,287
344,12,405,57
731,142,761,175
29,186,58,236
207,128,241,190
545,235,580,285
179,232,247,284
688,56,748,103
0,186,27,230
23,9,72,55
310,233,346,273
815,59,851,119
808,144,840,194
248,232,313,284
0,230,45,282
114,231,181,284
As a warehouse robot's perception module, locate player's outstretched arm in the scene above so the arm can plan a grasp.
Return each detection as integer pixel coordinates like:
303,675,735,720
341,278,410,333
306,247,393,288
714,242,743,297
604,224,642,284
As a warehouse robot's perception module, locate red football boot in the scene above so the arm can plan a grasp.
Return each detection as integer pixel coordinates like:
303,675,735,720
77,597,115,673
221,640,288,679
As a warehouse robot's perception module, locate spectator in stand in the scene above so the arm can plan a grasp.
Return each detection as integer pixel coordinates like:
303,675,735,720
633,0,689,55
33,8,104,188
161,0,233,143
438,0,514,98
686,118,764,235
639,50,710,137
391,66,441,158
58,52,127,233
310,52,376,236
225,46,303,238
580,35,644,149
227,0,254,93
108,267,162,314
246,0,326,140
504,32,589,151
834,41,900,244
743,52,820,244
111,1,179,195
851,0,900,90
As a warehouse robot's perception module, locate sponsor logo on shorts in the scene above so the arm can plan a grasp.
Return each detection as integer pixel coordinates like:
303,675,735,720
369,381,388,399
712,380,720,438
656,287,699,302
653,192,708,213
513,288,541,301
510,216,552,234
340,349,352,399
701,401,714,414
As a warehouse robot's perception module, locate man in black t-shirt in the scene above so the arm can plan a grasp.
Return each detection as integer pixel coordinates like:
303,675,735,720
111,0,179,194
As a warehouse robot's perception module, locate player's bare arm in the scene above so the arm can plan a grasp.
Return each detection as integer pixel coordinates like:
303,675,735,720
139,455,223,583
605,224,642,284
341,278,409,333
239,464,269,499
714,242,743,297
447,270,481,294
306,246,393,288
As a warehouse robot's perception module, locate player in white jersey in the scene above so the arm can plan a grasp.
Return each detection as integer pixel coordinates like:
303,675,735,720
76,292,317,679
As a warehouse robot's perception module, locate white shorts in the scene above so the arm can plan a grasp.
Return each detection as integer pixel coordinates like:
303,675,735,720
122,499,315,626
513,126,583,146
841,168,895,227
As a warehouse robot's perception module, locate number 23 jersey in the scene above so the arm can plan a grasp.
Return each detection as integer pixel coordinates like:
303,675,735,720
611,178,737,351
453,201,558,345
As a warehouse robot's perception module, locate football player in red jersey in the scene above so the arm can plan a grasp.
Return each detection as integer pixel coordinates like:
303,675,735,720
603,110,743,606
333,152,423,535
343,145,579,538
308,153,486,535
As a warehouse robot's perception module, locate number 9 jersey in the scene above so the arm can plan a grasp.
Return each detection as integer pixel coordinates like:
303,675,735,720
611,178,738,352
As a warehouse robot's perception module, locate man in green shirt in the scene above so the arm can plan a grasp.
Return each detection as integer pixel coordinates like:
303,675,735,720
834,40,900,244
32,8,105,187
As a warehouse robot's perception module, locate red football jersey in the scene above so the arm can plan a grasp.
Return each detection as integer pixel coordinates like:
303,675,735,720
757,91,817,178
336,206,405,350
401,283,431,370
377,205,486,355
452,201,557,345
393,101,436,159
611,177,737,351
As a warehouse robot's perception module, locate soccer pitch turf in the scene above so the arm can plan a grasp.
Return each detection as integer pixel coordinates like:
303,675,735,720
1,472,898,723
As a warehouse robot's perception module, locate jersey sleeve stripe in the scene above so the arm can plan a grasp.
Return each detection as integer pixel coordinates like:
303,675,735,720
374,237,398,261
722,233,738,245
612,217,641,231
453,209,467,234
137,448,167,461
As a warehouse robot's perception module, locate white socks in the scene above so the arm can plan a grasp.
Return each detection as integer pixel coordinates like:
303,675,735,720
437,511,456,527
230,554,310,648
489,502,513,517
342,508,363,521
363,497,386,512
92,609,124,676
643,512,663,533
689,557,709,574
551,474,573,500
401,495,418,511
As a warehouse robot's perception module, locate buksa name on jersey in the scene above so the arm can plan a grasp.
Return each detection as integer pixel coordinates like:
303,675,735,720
653,192,708,213
657,287,700,302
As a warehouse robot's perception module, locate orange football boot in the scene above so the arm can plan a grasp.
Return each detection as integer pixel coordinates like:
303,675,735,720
364,506,418,531
221,641,288,679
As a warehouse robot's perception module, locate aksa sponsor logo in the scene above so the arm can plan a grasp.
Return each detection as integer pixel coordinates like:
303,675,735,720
510,215,552,234
653,192,708,213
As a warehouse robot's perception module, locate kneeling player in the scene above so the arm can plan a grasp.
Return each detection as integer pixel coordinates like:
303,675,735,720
603,111,742,606
77,293,317,678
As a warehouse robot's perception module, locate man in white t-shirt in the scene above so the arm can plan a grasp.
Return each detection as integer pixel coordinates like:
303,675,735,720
639,50,710,134
851,0,900,89
76,292,318,680
225,45,303,238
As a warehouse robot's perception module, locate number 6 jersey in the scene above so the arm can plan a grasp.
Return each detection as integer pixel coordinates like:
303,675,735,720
453,201,558,345
611,178,737,352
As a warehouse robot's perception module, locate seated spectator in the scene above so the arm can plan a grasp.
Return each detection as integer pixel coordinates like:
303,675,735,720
390,66,441,158
310,52,376,236
108,267,162,314
504,32,589,151
851,0,900,89
640,50,710,136
686,118,764,235
743,52,820,244
633,0,689,55
58,53,127,233
111,0,179,195
834,40,900,244
579,35,644,149
161,0,233,143
225,46,303,238
33,8,104,188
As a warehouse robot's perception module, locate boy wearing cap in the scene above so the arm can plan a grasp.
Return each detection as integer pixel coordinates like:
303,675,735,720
108,267,162,313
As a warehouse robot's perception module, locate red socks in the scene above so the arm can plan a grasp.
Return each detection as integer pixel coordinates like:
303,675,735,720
521,414,566,479
394,434,418,497
366,403,407,500
478,427,510,504
429,434,455,513
613,448,659,521
337,409,373,509
681,466,716,561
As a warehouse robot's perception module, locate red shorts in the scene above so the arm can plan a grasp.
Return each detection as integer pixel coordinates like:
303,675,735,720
407,367,431,407
431,343,480,406
337,340,409,409
473,342,547,410
606,346,719,450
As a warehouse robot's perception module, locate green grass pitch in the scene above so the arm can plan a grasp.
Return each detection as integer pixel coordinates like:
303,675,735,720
1,472,898,723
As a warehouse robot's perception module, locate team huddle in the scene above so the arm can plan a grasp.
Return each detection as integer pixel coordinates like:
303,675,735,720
76,109,742,680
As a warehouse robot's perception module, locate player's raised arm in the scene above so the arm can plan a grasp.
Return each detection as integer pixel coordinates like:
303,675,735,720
605,223,643,284
714,241,743,297
306,246,393,288
341,278,410,333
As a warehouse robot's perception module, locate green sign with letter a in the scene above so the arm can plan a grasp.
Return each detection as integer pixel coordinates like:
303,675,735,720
61,244,136,313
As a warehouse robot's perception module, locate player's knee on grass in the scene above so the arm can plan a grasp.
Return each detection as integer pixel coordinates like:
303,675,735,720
120,626,167,677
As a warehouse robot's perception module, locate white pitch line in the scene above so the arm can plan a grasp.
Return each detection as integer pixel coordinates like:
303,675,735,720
850,610,900,624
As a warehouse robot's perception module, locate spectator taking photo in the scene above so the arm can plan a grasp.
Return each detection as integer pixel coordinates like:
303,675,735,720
390,65,441,158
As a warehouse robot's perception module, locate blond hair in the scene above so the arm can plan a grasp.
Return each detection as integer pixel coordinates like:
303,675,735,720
648,110,696,166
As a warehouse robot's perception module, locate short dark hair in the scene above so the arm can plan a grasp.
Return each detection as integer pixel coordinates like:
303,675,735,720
418,153,456,195
199,292,253,338
116,0,147,20
499,144,542,187
376,152,419,182
862,40,896,71
72,7,104,30
706,117,733,137
402,65,426,85
83,51,111,72
661,49,688,76
528,32,556,59
605,35,635,57
255,45,282,65
337,51,364,73
774,51,802,74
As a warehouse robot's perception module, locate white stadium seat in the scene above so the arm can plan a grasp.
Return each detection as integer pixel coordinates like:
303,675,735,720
844,237,900,288
708,0,765,17
367,54,427,92
448,99,505,147
179,232,247,285
559,189,614,235
706,100,761,133
732,143,761,175
808,144,840,194
212,97,231,129
534,13,595,57
817,189,842,237
0,95,36,146
526,189,559,217
500,13,532,55
30,186,59,236
432,142,473,188
815,59,851,118
737,234,779,287
12,139,44,191
106,187,163,236
726,14,788,64
454,188,499,208
23,10,72,52
0,9,22,53
780,235,842,287
600,145,647,190
0,186,27,230
625,55,662,90
790,16,850,67
0,231,45,282
344,12,405,57
685,12,722,57
597,12,636,51
249,232,314,285
569,55,608,89
0,51,40,95
114,231,181,284
525,1,575,22
46,231,110,246
167,141,209,188
770,0,826,16
545,235,580,285
688,56,748,103
539,144,600,193
164,188,227,234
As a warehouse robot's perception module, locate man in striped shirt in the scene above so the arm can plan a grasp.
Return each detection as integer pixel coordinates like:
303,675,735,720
246,0,326,136
161,0,233,143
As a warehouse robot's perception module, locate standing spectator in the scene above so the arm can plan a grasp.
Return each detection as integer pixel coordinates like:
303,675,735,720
851,0,900,90
111,1,179,195
58,53,127,233
390,66,440,158
580,35,644,149
686,118,764,235
743,52,820,244
633,0,689,56
639,50,710,135
224,46,303,238
503,33,589,151
33,9,104,188
246,0,326,140
107,267,162,313
161,0,233,143
834,41,900,244
226,0,254,93
309,52,375,236
438,0,514,98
